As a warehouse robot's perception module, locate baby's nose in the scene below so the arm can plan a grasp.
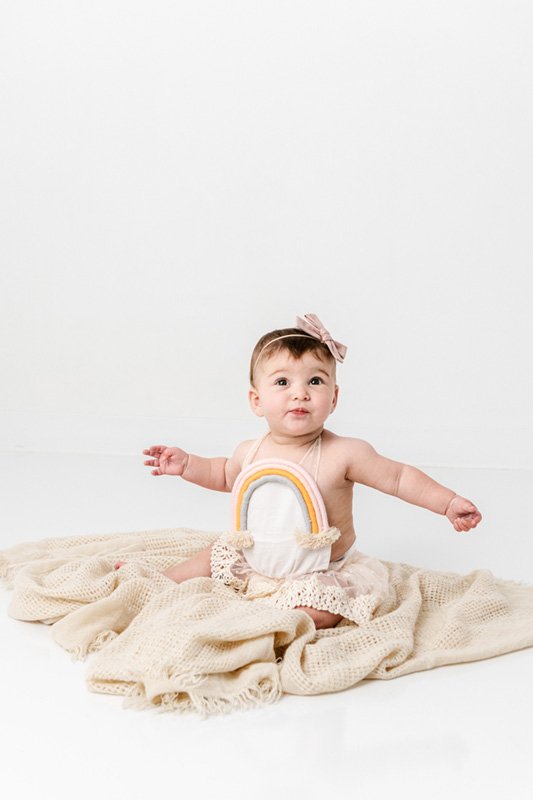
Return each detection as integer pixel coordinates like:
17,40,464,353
292,384,310,400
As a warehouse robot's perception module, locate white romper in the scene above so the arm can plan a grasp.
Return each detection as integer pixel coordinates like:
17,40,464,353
210,432,389,625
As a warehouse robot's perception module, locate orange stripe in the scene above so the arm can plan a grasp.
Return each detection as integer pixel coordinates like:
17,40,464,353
235,468,319,533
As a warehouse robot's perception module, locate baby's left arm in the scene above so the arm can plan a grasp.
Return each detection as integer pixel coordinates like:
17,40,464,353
346,439,482,532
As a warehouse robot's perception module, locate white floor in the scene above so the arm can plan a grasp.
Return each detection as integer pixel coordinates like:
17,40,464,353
1,452,533,799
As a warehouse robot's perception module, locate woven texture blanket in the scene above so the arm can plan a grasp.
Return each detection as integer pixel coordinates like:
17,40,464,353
2,528,533,714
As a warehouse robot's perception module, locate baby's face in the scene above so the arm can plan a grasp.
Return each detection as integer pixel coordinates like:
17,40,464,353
249,350,338,437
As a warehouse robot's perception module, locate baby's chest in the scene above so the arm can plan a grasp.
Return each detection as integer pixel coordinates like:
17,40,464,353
316,454,351,495
317,471,353,512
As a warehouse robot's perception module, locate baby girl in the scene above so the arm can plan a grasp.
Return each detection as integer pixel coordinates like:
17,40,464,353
132,314,482,629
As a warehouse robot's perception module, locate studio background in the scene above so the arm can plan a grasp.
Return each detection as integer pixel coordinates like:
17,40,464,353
1,2,531,556
2,7,533,798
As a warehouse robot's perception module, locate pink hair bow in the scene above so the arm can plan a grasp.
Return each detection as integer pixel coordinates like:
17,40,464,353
296,313,347,363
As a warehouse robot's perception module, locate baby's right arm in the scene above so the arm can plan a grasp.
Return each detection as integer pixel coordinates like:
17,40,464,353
143,440,252,492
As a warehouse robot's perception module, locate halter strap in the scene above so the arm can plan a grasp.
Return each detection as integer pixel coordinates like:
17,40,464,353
298,435,321,481
241,431,270,468
241,431,322,481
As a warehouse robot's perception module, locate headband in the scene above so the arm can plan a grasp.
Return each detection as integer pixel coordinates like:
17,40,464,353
252,313,347,377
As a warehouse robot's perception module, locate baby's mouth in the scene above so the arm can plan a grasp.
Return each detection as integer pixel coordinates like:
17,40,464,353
289,408,310,416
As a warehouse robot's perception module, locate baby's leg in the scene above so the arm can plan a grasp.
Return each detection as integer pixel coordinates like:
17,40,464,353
295,606,343,630
114,545,213,582
162,545,213,583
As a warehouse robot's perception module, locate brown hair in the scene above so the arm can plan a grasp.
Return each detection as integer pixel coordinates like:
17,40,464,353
249,327,335,386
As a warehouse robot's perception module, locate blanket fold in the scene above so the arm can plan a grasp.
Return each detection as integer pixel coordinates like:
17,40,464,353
2,528,533,714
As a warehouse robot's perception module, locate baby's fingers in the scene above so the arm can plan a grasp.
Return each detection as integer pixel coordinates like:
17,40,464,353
462,511,481,527
454,515,478,533
143,445,166,456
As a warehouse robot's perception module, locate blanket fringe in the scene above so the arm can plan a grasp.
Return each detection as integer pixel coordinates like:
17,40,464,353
123,677,282,716
60,630,119,662
88,630,119,655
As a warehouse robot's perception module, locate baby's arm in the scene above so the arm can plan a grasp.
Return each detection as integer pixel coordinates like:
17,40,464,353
143,439,252,492
113,441,252,575
345,439,482,531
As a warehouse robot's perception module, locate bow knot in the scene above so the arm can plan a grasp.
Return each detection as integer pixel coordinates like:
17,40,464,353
295,313,347,363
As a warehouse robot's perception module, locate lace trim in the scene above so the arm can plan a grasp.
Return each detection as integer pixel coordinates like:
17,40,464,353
210,538,381,625
210,539,248,592
294,526,341,550
270,572,379,625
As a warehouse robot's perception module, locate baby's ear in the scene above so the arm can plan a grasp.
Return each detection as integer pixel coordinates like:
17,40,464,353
330,384,339,414
248,387,264,417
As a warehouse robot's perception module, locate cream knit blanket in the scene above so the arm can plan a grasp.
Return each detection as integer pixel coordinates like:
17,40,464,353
2,528,533,714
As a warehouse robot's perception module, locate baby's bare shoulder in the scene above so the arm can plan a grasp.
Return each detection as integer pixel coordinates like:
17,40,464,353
223,439,256,490
227,438,256,466
322,431,384,481
322,430,375,458
232,438,256,461
323,430,403,489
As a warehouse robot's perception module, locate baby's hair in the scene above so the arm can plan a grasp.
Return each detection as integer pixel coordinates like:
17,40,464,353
250,327,335,386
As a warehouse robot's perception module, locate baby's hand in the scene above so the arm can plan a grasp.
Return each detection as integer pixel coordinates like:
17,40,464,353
143,445,189,477
445,496,482,532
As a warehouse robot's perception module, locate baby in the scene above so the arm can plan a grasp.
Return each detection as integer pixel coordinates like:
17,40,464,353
135,314,482,629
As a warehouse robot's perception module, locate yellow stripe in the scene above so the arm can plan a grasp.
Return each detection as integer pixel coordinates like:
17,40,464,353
235,468,319,533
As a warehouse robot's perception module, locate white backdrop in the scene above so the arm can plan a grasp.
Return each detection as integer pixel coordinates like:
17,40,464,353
1,1,532,467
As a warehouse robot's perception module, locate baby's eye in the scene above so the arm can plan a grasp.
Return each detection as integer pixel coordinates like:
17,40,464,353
309,376,323,385
275,378,288,386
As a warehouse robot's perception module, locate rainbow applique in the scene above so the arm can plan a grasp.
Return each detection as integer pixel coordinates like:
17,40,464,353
228,459,340,551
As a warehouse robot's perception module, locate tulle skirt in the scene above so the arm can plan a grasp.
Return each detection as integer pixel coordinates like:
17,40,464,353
210,537,390,626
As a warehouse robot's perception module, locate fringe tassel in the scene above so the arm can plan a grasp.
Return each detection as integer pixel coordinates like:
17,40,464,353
222,528,341,551
295,526,341,550
222,531,255,549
